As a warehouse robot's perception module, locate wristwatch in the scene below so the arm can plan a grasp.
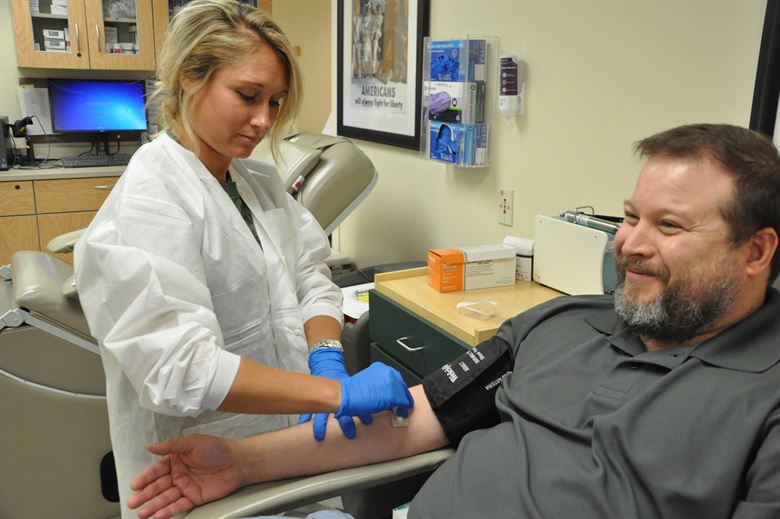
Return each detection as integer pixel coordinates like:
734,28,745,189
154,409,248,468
312,339,343,351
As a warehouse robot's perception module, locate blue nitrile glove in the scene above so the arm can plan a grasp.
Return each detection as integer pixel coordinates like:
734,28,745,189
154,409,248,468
336,362,414,420
297,347,371,441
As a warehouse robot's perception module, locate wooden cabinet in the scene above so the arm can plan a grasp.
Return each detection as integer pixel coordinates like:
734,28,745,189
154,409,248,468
369,268,562,385
11,0,157,70
0,175,118,265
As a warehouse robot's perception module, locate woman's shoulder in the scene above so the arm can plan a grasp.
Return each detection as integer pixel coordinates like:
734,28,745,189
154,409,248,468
119,136,208,204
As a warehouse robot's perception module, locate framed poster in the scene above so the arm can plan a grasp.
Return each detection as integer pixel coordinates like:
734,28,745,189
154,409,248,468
337,0,429,149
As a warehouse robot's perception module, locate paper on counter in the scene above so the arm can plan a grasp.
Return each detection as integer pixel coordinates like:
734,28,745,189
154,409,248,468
340,281,374,320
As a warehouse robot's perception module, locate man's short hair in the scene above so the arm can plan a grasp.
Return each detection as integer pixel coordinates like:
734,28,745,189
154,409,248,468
635,123,780,283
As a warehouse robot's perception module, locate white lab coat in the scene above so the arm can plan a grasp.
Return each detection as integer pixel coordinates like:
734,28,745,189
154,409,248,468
74,133,342,517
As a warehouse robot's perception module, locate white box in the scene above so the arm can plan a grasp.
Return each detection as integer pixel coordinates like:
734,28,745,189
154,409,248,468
104,26,118,45
50,5,69,15
44,38,67,51
428,244,516,292
42,29,65,40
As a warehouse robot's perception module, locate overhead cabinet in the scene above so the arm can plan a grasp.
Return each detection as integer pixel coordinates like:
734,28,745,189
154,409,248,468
11,0,157,70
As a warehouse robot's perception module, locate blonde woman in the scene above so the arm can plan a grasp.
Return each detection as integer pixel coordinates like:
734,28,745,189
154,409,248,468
74,1,412,515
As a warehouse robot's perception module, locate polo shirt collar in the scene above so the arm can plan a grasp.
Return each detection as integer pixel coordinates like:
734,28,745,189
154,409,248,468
584,289,780,373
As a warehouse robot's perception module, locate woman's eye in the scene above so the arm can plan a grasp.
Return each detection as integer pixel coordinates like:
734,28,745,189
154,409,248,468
237,90,256,102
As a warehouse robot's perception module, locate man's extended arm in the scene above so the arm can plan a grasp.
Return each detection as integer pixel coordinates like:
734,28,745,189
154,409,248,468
129,385,448,519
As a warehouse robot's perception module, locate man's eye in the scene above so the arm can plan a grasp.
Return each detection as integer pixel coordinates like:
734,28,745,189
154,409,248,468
659,220,680,230
622,213,638,224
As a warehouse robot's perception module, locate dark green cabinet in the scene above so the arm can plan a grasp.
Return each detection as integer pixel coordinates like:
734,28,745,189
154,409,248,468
369,290,468,385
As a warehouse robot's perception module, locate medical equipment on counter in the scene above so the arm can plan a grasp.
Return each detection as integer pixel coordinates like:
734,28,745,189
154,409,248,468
532,211,620,295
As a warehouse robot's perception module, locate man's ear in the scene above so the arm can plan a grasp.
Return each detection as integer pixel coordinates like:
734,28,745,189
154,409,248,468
744,227,778,279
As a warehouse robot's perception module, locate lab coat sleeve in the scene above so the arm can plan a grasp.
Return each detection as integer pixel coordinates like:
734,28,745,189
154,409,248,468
286,194,344,326
75,191,240,417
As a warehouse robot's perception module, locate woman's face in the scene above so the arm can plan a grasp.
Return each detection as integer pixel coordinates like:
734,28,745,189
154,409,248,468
185,42,289,177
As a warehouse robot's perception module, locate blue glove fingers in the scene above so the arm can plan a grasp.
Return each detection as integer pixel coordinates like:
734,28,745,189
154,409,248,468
312,412,330,441
336,362,414,418
297,413,313,425
337,415,357,439
394,387,414,418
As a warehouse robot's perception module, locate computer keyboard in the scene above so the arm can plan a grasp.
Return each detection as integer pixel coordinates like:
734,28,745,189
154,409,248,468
61,154,133,168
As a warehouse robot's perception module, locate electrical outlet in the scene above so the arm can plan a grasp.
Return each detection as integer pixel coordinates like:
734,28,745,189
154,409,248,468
498,188,513,226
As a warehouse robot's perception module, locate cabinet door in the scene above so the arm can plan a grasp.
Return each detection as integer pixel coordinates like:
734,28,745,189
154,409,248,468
35,176,117,214
10,0,90,69
0,215,40,265
37,211,96,263
84,0,156,70
0,181,36,217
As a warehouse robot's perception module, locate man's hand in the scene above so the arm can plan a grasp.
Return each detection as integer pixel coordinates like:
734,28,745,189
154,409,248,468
128,435,243,519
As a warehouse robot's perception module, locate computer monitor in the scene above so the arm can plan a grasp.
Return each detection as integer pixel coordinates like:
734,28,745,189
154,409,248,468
49,79,148,133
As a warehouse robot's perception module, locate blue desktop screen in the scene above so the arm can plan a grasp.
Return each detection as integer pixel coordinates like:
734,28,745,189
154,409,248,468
49,79,148,132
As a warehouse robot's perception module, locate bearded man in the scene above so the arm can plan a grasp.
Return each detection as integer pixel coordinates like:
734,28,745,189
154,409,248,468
130,124,780,519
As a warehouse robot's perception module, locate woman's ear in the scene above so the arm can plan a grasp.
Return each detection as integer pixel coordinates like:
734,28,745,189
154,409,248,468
179,74,193,92
745,227,778,280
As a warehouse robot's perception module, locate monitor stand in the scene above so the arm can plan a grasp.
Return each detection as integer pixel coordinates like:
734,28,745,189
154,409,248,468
95,135,111,156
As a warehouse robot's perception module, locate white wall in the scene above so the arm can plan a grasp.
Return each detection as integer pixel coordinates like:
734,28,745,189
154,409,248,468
332,0,767,267
0,1,767,270
272,0,331,134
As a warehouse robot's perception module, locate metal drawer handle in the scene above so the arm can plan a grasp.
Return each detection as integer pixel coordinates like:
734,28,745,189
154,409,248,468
91,185,113,190
396,336,423,352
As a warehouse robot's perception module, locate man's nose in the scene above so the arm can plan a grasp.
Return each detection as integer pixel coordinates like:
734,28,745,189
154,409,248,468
616,221,654,257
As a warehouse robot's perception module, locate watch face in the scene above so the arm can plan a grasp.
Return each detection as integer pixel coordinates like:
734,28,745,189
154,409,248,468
316,339,343,350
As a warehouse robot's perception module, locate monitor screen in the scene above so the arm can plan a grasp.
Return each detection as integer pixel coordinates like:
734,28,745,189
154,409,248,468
49,79,148,133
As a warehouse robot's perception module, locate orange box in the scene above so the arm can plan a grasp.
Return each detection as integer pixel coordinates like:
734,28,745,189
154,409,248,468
427,248,466,292
427,245,516,293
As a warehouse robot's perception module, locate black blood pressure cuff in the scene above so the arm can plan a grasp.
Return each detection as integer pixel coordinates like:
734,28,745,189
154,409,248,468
422,335,514,446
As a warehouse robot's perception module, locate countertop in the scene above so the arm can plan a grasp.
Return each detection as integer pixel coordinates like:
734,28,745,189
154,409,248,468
0,165,125,181
374,267,563,346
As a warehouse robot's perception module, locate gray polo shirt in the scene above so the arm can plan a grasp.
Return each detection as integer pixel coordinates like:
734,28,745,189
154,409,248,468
410,290,780,519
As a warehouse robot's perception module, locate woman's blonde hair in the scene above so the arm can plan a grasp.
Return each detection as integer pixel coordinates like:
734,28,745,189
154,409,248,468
152,0,302,160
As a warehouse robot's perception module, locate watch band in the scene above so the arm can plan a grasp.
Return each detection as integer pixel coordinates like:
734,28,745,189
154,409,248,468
312,338,343,351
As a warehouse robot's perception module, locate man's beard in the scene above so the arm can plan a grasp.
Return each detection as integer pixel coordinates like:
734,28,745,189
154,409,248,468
613,256,738,343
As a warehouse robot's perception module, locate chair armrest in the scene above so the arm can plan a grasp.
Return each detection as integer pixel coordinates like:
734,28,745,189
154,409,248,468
47,229,86,254
184,448,455,519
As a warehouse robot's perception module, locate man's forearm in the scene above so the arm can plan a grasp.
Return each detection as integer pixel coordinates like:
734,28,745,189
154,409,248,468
234,385,449,485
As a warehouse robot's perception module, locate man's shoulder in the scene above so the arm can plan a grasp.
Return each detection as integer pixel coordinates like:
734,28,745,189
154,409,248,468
496,294,615,346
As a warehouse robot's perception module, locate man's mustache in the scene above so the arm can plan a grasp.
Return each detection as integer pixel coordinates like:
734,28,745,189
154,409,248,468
617,255,670,282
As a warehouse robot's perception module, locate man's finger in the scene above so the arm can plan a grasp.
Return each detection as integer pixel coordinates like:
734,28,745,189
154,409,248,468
135,485,189,519
130,459,172,492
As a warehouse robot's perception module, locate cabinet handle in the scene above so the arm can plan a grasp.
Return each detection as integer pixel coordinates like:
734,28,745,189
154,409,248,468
96,25,101,52
396,336,424,352
74,24,81,55
91,185,113,190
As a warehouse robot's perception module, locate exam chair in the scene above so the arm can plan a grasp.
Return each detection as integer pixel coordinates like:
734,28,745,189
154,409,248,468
0,134,444,518
0,242,453,519
0,246,118,518
274,132,378,236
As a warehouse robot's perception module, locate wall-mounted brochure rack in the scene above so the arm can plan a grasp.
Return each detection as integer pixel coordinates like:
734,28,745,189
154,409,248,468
419,36,498,168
